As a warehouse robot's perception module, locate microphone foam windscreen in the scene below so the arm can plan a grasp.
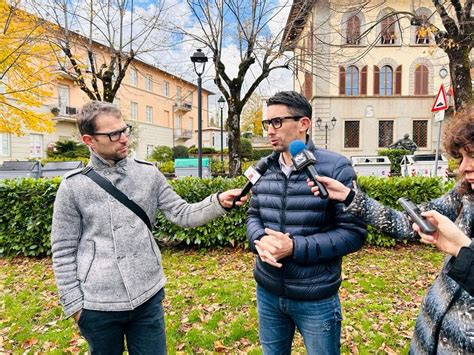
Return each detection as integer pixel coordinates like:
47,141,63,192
289,140,306,157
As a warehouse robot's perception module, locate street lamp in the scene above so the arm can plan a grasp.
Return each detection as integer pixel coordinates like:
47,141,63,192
316,117,337,150
217,96,225,175
190,48,208,178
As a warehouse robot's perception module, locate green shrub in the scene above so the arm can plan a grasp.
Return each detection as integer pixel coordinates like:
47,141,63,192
189,146,216,154
356,176,455,246
0,175,456,256
252,148,273,160
40,156,89,166
173,145,189,159
48,140,89,159
211,158,228,175
378,148,410,175
158,161,174,174
448,157,460,173
150,146,173,163
0,178,60,256
154,176,248,247
241,138,253,160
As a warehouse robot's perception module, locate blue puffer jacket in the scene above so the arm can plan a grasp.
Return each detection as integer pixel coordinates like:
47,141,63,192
247,139,367,300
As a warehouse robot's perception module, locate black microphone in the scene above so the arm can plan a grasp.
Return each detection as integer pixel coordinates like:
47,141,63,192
289,140,329,199
232,159,269,207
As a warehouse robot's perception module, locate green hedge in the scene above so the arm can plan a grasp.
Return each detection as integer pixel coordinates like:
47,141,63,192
0,175,455,256
357,176,455,246
0,178,61,256
153,176,247,247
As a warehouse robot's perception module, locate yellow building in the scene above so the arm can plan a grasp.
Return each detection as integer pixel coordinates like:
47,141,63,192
282,0,458,157
0,37,212,162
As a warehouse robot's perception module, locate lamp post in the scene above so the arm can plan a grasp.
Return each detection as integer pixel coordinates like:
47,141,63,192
217,96,225,175
190,48,208,178
316,117,337,150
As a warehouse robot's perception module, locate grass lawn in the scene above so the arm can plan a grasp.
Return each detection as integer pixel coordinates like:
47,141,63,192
0,244,443,354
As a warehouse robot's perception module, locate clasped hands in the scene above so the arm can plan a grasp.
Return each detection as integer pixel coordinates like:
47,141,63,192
254,228,293,268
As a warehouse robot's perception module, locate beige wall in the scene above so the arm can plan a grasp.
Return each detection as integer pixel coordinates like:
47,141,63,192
292,0,455,158
2,42,212,163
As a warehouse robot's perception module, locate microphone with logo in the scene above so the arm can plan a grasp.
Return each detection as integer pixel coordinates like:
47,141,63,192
232,159,269,207
289,140,329,199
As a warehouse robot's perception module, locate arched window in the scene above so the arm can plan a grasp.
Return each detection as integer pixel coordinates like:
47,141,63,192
380,65,393,96
414,65,429,95
380,15,396,44
345,66,359,95
415,14,430,44
346,15,361,44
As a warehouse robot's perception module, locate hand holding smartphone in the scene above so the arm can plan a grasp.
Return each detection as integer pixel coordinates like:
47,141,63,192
398,198,437,235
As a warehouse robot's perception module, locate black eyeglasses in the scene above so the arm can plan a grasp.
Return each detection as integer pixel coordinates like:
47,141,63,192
92,125,132,142
262,116,304,131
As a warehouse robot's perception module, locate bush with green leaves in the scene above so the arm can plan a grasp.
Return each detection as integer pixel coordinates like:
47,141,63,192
252,148,273,160
378,148,410,175
240,138,253,160
356,176,455,246
0,175,455,256
154,176,247,247
48,140,89,159
150,146,173,163
210,158,228,175
189,146,216,154
158,161,174,174
172,145,189,159
0,177,60,256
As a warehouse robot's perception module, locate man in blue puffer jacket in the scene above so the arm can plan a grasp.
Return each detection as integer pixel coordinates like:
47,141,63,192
246,91,367,354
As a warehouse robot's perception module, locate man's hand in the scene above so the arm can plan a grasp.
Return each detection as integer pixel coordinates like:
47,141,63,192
307,177,352,201
73,310,82,322
254,228,293,267
218,189,248,209
255,241,282,268
414,210,471,257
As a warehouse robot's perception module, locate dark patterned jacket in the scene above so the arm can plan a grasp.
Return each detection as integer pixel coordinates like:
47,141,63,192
347,183,474,354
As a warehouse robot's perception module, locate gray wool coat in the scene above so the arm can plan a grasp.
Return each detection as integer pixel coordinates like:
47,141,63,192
51,152,227,318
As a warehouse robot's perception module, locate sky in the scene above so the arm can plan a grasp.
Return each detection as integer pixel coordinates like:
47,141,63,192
21,0,295,121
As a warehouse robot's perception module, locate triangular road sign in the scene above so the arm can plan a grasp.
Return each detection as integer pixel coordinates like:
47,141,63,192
431,84,448,112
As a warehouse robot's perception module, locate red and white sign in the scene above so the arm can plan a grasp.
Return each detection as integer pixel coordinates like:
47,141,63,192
431,84,448,112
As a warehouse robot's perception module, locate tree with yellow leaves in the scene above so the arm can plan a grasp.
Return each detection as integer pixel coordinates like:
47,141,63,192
0,0,55,136
241,93,263,137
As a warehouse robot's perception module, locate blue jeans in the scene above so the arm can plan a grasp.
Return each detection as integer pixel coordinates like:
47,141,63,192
78,288,166,355
256,285,342,355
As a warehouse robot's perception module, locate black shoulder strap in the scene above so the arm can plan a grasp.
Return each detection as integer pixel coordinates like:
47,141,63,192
82,166,153,232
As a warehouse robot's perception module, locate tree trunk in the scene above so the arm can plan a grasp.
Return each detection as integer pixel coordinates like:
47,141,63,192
447,47,473,111
227,105,242,177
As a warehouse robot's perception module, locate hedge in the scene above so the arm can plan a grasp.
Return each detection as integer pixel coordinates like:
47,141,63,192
0,175,455,256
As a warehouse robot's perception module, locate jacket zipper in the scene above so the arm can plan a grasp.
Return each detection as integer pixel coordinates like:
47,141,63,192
281,171,289,298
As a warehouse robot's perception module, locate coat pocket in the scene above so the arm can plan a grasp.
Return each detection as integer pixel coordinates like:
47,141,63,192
77,240,96,283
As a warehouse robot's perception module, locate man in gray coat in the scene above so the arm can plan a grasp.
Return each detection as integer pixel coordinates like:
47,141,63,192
51,101,245,354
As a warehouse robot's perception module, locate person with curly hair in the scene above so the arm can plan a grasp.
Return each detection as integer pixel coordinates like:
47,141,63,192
308,108,473,354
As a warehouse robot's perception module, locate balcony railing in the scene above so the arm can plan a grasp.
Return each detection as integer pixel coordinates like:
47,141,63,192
52,106,78,121
173,101,192,112
174,128,193,140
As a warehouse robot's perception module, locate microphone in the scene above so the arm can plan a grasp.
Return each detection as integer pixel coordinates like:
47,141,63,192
232,159,269,207
289,140,329,199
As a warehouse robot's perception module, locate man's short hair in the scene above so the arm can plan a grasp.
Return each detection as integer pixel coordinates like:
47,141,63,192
266,91,312,119
77,101,122,136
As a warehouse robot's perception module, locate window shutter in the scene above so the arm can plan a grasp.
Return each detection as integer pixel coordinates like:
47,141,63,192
339,67,346,95
360,65,367,95
395,65,402,95
373,65,380,95
414,67,421,95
